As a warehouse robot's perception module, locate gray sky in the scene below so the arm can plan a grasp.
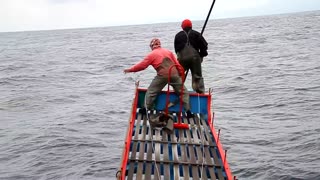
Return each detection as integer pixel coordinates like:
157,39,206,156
1,0,320,32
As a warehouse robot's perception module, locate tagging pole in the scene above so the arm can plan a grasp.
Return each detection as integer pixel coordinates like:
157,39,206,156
201,0,216,35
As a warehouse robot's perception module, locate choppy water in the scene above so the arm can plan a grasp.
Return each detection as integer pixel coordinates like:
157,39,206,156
1,11,320,180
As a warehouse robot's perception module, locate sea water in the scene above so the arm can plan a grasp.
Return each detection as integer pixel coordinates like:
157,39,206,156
1,11,320,180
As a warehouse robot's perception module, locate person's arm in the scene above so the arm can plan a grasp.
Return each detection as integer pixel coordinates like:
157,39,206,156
123,54,152,73
174,34,179,54
198,35,208,58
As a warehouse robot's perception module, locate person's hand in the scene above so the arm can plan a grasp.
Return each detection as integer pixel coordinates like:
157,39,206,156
123,69,130,74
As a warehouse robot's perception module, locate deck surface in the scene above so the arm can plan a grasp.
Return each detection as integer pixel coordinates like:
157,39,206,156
125,110,227,180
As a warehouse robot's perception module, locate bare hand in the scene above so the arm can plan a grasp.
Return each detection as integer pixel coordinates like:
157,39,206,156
123,69,130,74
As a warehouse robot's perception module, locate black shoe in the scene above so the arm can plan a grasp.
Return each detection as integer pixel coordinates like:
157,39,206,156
138,108,147,115
196,90,204,94
186,110,194,118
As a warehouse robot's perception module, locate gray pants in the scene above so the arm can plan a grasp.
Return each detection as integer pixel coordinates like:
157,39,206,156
177,53,205,94
145,75,190,111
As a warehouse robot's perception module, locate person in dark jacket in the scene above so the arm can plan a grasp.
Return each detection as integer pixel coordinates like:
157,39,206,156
174,19,208,94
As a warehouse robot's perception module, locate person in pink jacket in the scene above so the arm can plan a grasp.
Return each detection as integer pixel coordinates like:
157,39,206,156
124,38,192,116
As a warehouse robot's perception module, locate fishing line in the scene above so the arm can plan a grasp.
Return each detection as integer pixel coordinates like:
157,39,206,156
126,71,161,178
197,93,206,179
133,72,141,84
144,98,161,179
199,0,217,176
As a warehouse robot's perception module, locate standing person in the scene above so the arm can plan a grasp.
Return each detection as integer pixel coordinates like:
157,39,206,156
124,38,192,117
174,19,208,94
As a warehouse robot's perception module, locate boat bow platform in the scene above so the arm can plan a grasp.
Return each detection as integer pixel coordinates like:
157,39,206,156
117,87,234,180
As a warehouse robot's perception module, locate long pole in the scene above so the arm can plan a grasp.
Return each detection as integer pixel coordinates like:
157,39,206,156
201,0,216,35
184,0,216,81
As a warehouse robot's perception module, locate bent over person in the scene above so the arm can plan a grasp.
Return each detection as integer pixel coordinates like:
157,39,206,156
124,38,192,117
174,19,208,94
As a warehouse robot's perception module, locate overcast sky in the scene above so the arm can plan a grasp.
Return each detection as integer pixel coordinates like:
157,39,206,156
1,0,320,32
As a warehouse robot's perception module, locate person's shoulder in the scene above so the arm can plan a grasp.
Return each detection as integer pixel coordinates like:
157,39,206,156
191,29,201,35
175,31,184,36
146,50,156,57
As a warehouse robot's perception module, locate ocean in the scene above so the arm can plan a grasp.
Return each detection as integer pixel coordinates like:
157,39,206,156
0,10,319,180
